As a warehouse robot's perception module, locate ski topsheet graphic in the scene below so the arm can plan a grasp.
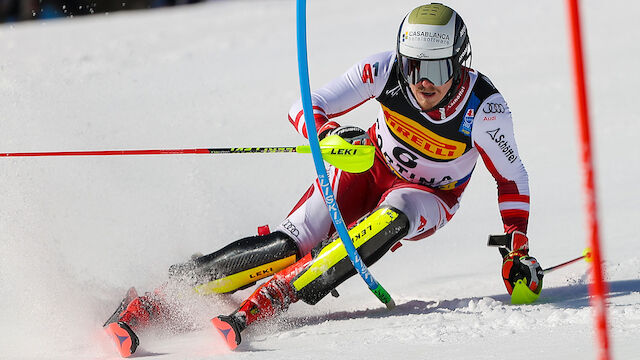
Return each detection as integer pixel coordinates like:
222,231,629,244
105,321,139,358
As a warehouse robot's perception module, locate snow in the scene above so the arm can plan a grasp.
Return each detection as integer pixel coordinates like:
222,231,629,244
1,0,638,358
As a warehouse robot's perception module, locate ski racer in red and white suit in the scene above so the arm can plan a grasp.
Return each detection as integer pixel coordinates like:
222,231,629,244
204,46,544,348
281,50,530,256
106,6,544,355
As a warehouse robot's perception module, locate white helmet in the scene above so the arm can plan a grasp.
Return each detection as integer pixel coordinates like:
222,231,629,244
396,3,471,102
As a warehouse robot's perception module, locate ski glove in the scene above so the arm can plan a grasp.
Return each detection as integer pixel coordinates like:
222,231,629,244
500,231,543,296
318,121,372,146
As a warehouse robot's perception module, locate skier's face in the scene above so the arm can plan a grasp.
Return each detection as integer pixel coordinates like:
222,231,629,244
409,78,453,111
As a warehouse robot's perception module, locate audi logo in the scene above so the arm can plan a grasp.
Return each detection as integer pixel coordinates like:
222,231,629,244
483,103,506,113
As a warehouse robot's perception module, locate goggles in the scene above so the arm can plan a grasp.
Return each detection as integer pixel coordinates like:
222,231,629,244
400,56,455,86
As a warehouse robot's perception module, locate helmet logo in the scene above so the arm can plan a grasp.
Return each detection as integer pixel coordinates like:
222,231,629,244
402,30,451,46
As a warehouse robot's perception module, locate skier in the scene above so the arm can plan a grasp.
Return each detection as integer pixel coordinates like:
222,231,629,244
104,3,544,356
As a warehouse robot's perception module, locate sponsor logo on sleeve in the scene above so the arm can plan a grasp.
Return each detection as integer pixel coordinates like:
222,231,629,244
485,128,518,163
483,103,506,114
361,62,380,84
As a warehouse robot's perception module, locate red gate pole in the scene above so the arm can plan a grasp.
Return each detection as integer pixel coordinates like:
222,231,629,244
565,1,611,359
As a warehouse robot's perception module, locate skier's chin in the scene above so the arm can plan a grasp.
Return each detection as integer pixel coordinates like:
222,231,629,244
413,90,442,110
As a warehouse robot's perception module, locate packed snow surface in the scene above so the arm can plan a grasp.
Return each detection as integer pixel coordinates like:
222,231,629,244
1,0,638,359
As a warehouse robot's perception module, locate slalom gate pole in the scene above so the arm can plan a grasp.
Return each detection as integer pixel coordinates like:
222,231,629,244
566,0,610,358
295,0,395,309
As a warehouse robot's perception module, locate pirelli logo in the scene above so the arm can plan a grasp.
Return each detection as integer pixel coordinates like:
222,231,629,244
382,105,466,160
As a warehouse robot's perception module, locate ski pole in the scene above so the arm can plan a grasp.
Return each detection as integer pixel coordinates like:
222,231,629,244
510,248,592,305
543,248,592,274
0,147,297,157
488,236,593,274
0,135,376,174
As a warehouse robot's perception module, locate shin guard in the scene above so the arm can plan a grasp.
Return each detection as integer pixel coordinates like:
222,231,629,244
169,231,299,294
230,205,409,330
293,206,409,305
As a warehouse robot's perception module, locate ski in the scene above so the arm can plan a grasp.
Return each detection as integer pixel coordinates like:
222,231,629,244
211,315,243,350
103,287,139,327
104,321,139,358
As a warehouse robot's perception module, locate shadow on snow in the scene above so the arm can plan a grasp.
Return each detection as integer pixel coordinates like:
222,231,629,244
282,279,640,329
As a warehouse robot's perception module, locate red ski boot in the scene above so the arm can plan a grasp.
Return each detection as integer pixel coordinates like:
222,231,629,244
104,287,164,357
211,253,313,350
116,294,163,329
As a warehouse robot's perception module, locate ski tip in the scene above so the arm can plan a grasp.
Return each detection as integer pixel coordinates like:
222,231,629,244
105,321,139,358
211,316,241,350
125,286,139,299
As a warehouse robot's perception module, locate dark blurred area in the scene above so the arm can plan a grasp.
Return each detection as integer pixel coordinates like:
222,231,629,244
0,0,204,23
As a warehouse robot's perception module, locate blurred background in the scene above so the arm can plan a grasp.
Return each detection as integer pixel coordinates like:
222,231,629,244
0,0,203,22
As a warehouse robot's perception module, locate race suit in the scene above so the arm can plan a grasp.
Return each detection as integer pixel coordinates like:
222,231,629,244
278,51,529,256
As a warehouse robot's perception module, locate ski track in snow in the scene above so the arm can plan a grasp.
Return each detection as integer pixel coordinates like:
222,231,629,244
1,0,639,359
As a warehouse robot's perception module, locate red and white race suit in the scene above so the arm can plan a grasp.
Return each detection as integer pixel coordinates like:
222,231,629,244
278,51,529,256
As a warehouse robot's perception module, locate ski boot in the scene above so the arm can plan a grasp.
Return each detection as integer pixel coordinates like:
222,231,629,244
211,252,312,349
211,206,409,350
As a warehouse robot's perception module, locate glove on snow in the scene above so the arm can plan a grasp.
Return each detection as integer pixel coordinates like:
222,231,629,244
500,231,543,295
318,121,372,146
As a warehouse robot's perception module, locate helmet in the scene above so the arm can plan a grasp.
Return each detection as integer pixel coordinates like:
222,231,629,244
396,4,471,107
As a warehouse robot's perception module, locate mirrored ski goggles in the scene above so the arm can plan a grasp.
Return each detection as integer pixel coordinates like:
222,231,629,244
400,56,455,86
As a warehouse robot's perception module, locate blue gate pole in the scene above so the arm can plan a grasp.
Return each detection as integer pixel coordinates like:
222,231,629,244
295,0,395,309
